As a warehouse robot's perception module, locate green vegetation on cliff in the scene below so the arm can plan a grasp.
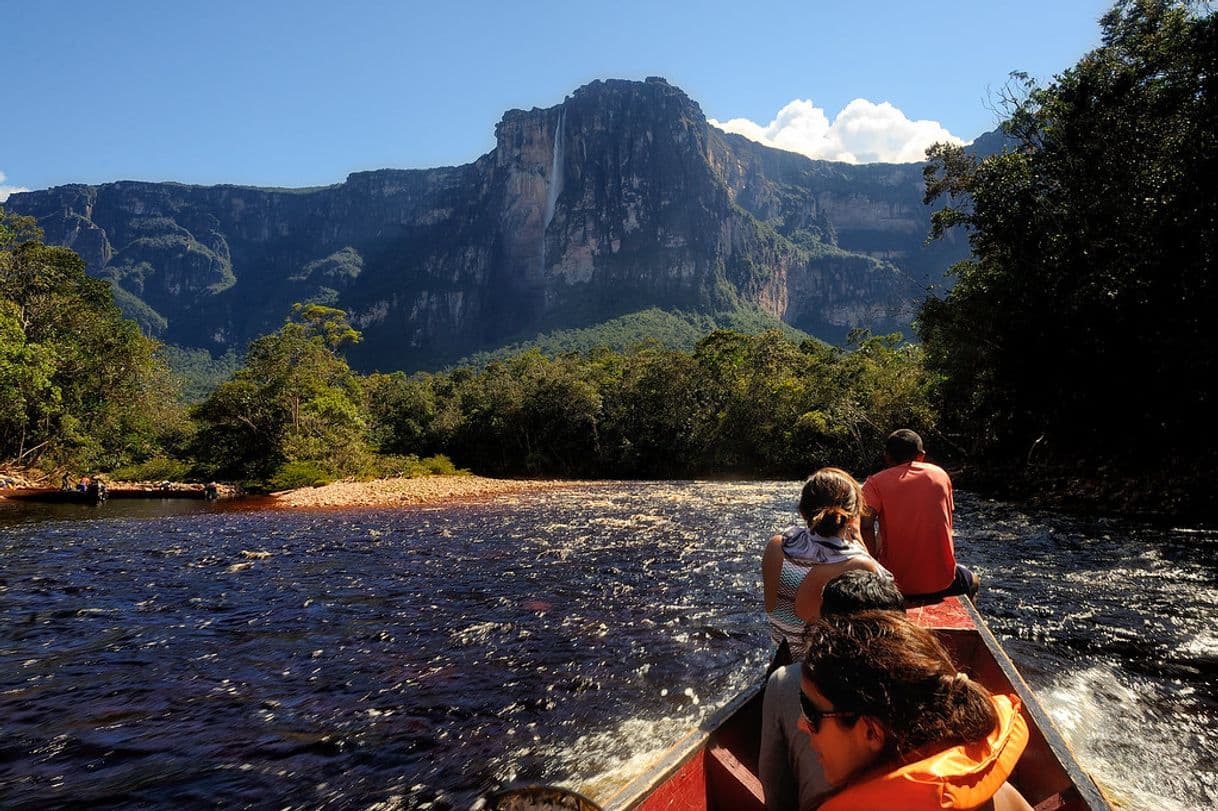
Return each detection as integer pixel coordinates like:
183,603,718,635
458,306,809,366
160,345,240,403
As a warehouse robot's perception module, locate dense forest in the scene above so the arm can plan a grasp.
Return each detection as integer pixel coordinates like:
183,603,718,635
3,0,1213,510
0,209,187,475
919,0,1216,506
186,306,934,488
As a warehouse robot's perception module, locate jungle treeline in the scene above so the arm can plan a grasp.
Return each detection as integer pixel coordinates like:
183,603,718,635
170,304,936,488
0,209,186,474
919,0,1217,488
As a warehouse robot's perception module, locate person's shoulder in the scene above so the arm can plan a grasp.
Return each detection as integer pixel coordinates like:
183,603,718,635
864,465,902,487
766,662,801,690
764,535,785,564
917,461,952,481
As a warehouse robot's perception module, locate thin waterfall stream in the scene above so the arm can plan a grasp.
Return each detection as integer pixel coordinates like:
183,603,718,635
541,109,565,272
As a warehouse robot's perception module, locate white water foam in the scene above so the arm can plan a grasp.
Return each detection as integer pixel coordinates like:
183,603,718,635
568,714,703,803
1039,665,1216,811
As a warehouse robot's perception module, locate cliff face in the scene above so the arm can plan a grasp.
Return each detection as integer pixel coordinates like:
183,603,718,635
7,77,966,370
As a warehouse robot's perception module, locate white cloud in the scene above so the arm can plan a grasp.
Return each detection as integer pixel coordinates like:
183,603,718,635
709,98,965,164
0,171,30,203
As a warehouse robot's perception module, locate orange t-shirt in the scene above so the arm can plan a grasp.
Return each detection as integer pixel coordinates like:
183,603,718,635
861,461,955,595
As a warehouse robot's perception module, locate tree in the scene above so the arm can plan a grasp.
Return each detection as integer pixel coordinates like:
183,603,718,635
363,371,439,456
920,0,1217,468
0,208,185,468
0,301,59,462
193,305,370,482
601,346,701,477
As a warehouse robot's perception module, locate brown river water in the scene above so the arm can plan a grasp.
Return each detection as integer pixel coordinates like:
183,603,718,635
0,482,1214,809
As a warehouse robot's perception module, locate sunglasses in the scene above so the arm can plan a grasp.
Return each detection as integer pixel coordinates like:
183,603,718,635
799,689,858,733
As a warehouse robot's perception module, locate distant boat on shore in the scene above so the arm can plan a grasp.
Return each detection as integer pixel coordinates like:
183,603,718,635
3,483,226,503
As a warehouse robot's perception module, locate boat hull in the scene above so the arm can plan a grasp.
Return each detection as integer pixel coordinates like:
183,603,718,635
602,596,1113,810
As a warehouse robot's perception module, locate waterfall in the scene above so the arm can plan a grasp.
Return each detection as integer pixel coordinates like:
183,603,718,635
543,109,565,231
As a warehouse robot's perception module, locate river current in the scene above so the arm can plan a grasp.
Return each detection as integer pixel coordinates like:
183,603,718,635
0,483,1214,810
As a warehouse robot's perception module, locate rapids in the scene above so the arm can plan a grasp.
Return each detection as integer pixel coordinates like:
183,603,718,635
0,482,1213,809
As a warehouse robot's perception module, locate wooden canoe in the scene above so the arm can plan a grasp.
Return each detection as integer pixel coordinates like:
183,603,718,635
2,486,109,504
2,486,214,502
599,596,1114,811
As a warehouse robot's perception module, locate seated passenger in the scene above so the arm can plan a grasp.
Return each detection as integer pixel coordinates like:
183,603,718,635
758,571,903,811
860,429,979,600
762,468,891,671
799,611,1034,810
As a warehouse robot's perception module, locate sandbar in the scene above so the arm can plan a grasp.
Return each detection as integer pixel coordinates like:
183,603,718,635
271,474,585,510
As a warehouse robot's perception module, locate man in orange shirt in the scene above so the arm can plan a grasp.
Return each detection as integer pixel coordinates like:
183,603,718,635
860,429,979,599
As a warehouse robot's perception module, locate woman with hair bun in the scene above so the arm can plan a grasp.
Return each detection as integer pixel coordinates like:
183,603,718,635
762,467,891,669
798,611,1033,810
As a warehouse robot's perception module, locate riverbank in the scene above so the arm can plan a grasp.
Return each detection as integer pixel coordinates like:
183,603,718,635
0,471,242,501
269,474,587,509
951,462,1217,524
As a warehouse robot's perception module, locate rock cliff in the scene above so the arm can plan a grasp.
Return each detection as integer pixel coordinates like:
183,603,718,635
7,77,968,370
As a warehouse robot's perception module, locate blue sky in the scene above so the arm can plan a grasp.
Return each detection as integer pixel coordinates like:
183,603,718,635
1,0,1112,197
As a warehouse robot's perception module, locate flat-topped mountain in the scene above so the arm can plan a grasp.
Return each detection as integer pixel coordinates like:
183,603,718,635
7,77,968,370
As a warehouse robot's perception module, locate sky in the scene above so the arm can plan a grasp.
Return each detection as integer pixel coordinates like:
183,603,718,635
1,0,1114,199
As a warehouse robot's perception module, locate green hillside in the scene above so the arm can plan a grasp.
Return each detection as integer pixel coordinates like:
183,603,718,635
457,306,813,367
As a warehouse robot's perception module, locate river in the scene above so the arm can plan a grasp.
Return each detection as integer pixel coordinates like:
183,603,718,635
0,483,1214,809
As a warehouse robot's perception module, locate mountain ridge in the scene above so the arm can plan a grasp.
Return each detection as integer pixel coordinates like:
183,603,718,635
6,77,972,371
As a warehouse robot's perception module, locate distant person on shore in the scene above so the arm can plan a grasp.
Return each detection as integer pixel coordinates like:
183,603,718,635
760,571,904,811
797,611,1032,810
763,468,891,671
861,430,979,600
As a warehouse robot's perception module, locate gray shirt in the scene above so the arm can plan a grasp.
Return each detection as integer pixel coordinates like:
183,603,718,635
759,663,830,810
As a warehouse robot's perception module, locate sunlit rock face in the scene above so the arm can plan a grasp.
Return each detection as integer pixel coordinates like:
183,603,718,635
6,77,968,371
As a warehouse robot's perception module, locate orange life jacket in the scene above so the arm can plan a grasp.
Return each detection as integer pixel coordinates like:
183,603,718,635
817,693,1028,811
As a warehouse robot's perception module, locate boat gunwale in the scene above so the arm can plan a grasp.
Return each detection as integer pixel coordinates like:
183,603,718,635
956,597,1113,810
600,674,765,810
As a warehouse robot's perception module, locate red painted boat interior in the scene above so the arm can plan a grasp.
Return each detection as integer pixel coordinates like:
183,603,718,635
632,747,709,811
906,594,975,629
632,692,766,811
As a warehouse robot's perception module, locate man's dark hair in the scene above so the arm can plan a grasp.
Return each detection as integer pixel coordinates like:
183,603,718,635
821,570,904,616
885,429,924,463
